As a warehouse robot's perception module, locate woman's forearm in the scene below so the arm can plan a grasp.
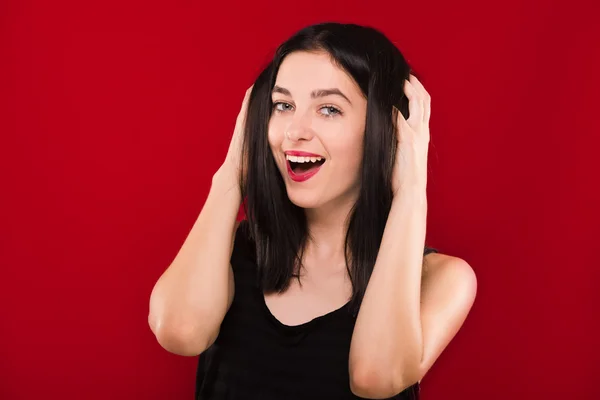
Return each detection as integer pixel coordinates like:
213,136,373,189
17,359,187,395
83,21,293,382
349,188,428,397
148,167,241,356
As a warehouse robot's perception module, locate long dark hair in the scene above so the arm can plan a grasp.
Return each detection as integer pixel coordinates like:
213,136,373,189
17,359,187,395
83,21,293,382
240,22,437,316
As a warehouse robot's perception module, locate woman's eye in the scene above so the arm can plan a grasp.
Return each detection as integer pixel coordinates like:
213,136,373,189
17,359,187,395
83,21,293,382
273,102,292,112
320,106,341,117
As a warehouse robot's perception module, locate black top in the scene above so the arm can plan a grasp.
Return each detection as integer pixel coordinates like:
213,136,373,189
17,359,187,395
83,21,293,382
195,221,437,399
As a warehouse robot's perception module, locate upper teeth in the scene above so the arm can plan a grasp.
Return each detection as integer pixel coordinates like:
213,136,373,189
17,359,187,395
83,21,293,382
286,155,323,163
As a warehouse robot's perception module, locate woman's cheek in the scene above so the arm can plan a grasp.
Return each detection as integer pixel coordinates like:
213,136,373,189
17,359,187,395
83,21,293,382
267,127,280,148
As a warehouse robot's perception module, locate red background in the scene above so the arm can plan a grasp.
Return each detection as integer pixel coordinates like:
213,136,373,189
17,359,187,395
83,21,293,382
2,1,599,399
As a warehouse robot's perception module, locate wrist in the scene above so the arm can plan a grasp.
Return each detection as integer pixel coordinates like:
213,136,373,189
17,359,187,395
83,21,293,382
204,173,242,225
212,165,241,197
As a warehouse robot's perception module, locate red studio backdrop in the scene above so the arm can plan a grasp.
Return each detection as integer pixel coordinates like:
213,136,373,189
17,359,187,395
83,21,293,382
1,1,599,399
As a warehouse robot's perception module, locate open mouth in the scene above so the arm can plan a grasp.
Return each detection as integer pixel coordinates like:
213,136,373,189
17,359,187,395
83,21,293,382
285,154,326,182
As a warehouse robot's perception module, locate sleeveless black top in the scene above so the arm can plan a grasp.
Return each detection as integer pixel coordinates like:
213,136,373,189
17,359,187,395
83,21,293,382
195,221,437,399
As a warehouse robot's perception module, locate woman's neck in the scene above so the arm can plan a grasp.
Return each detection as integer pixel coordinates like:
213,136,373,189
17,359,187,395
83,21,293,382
303,191,357,266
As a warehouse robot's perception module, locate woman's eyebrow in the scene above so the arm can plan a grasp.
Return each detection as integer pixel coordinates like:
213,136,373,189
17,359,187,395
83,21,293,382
272,85,352,106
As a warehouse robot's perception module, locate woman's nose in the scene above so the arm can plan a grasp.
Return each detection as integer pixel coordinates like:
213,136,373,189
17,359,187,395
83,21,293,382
285,119,314,141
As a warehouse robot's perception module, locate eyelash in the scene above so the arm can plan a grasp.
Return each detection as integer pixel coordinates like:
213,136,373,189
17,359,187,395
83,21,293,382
272,102,343,118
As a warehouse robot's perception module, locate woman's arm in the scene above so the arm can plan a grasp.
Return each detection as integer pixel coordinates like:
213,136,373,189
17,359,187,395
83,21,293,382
148,86,252,357
349,189,428,396
349,75,477,398
148,168,241,357
349,188,477,398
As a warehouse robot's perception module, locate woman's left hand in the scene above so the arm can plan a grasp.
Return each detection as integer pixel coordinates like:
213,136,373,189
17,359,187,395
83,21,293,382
391,74,431,196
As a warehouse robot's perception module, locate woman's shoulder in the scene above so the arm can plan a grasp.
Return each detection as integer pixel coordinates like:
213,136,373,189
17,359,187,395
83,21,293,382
422,252,476,289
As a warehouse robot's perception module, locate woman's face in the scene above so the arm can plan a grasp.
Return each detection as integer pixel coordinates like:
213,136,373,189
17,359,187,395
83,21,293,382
268,51,367,210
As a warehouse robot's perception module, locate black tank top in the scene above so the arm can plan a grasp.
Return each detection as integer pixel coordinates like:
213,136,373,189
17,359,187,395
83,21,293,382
195,221,436,399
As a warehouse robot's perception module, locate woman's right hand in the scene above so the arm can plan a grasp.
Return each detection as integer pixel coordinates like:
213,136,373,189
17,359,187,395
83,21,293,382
216,85,254,189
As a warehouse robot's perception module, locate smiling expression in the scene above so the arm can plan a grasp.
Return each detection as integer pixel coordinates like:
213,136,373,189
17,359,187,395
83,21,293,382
268,50,368,209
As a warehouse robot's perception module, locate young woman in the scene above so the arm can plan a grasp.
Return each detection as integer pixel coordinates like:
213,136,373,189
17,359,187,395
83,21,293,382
149,22,477,399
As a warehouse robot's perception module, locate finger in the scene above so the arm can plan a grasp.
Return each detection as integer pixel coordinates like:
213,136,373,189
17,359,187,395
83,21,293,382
409,75,431,123
409,75,430,100
238,85,254,121
243,85,253,106
424,96,431,124
404,80,424,129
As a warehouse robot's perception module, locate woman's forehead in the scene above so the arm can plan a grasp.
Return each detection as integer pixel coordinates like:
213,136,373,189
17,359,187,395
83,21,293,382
275,52,358,99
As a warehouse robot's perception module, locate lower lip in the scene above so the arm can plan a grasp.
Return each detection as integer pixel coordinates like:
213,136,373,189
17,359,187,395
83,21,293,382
286,161,324,182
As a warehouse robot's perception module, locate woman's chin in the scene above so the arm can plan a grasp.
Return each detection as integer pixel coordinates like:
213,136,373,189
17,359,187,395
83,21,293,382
285,189,324,209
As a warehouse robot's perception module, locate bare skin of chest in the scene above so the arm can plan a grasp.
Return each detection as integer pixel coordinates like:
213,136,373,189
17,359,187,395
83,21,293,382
263,262,353,326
